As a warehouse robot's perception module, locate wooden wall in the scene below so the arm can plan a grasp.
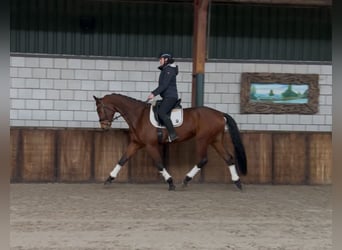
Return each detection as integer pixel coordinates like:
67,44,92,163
10,128,332,185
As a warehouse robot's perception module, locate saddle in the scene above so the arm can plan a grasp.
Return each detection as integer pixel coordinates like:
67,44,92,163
149,99,183,128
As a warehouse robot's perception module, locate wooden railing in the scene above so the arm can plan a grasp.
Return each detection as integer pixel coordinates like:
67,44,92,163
10,128,332,184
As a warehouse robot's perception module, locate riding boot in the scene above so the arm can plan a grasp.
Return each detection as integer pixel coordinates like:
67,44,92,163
163,117,178,142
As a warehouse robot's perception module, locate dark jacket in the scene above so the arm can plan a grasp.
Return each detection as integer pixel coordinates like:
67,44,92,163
152,63,179,99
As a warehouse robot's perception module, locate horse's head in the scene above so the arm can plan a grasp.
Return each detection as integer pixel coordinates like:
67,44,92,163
93,95,117,130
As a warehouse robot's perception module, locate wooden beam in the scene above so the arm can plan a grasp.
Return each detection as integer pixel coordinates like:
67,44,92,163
211,0,332,6
192,0,209,107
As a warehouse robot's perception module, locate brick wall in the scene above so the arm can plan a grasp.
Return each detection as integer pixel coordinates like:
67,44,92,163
10,55,332,132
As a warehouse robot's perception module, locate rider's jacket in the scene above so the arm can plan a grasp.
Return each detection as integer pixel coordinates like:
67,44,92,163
152,63,179,99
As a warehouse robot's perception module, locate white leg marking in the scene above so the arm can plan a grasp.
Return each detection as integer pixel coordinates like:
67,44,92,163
110,164,122,178
228,164,239,181
186,165,201,178
160,168,171,181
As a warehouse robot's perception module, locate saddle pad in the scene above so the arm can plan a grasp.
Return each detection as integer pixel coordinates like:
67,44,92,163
149,105,183,128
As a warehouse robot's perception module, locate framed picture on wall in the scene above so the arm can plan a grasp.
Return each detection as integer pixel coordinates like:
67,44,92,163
240,73,319,114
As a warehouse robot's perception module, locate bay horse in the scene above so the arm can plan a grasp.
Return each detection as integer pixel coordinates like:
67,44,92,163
93,93,247,191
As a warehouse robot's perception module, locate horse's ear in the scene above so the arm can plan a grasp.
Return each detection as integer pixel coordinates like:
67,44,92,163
93,96,101,105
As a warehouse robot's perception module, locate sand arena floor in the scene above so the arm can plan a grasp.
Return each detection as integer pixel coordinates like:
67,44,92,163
10,183,331,250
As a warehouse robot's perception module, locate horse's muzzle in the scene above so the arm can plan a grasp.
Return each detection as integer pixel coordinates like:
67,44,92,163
100,121,112,130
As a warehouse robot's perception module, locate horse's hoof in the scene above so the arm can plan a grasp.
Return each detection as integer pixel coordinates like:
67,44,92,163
166,178,176,191
104,176,114,185
182,180,189,188
168,184,176,191
182,176,191,188
234,179,243,190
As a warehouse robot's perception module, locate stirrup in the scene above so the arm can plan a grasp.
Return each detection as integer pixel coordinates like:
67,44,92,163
168,134,179,143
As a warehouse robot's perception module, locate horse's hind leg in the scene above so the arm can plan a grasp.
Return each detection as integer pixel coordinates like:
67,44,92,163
182,158,208,186
182,139,208,187
211,137,242,190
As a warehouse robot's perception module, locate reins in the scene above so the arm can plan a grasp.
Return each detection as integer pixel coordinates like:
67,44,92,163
112,113,123,121
99,98,150,123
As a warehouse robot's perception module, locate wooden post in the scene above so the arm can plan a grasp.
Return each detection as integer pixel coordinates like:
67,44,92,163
192,0,209,107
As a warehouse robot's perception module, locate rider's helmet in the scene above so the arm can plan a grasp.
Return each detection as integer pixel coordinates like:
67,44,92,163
158,52,174,64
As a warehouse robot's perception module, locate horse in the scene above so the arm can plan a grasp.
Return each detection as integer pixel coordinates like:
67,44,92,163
93,93,247,191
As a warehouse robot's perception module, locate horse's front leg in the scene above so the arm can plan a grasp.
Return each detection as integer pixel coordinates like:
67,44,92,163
145,145,176,191
104,142,142,185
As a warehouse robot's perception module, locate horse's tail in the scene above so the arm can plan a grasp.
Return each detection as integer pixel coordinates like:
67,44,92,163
224,113,247,175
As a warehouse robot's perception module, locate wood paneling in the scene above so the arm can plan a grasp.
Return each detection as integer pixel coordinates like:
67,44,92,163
10,128,332,185
58,130,92,182
21,129,56,181
93,130,129,182
308,133,332,184
10,128,20,181
241,133,273,184
202,146,229,183
273,133,307,184
129,147,161,183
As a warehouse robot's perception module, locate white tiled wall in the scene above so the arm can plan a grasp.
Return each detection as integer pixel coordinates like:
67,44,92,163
10,55,332,131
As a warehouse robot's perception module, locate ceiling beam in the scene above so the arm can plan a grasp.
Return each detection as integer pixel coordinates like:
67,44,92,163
95,0,331,6
211,0,331,6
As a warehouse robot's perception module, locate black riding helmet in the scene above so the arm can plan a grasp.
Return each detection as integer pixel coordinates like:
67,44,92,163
158,52,175,64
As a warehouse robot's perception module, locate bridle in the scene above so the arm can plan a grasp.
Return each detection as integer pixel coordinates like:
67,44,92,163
96,97,149,128
97,101,123,126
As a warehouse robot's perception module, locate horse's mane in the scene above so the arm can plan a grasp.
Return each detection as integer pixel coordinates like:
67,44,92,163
108,93,150,106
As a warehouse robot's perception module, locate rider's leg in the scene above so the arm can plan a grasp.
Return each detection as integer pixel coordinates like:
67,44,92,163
157,98,178,142
161,116,178,142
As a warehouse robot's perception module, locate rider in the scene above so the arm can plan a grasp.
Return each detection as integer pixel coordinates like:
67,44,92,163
147,52,179,142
